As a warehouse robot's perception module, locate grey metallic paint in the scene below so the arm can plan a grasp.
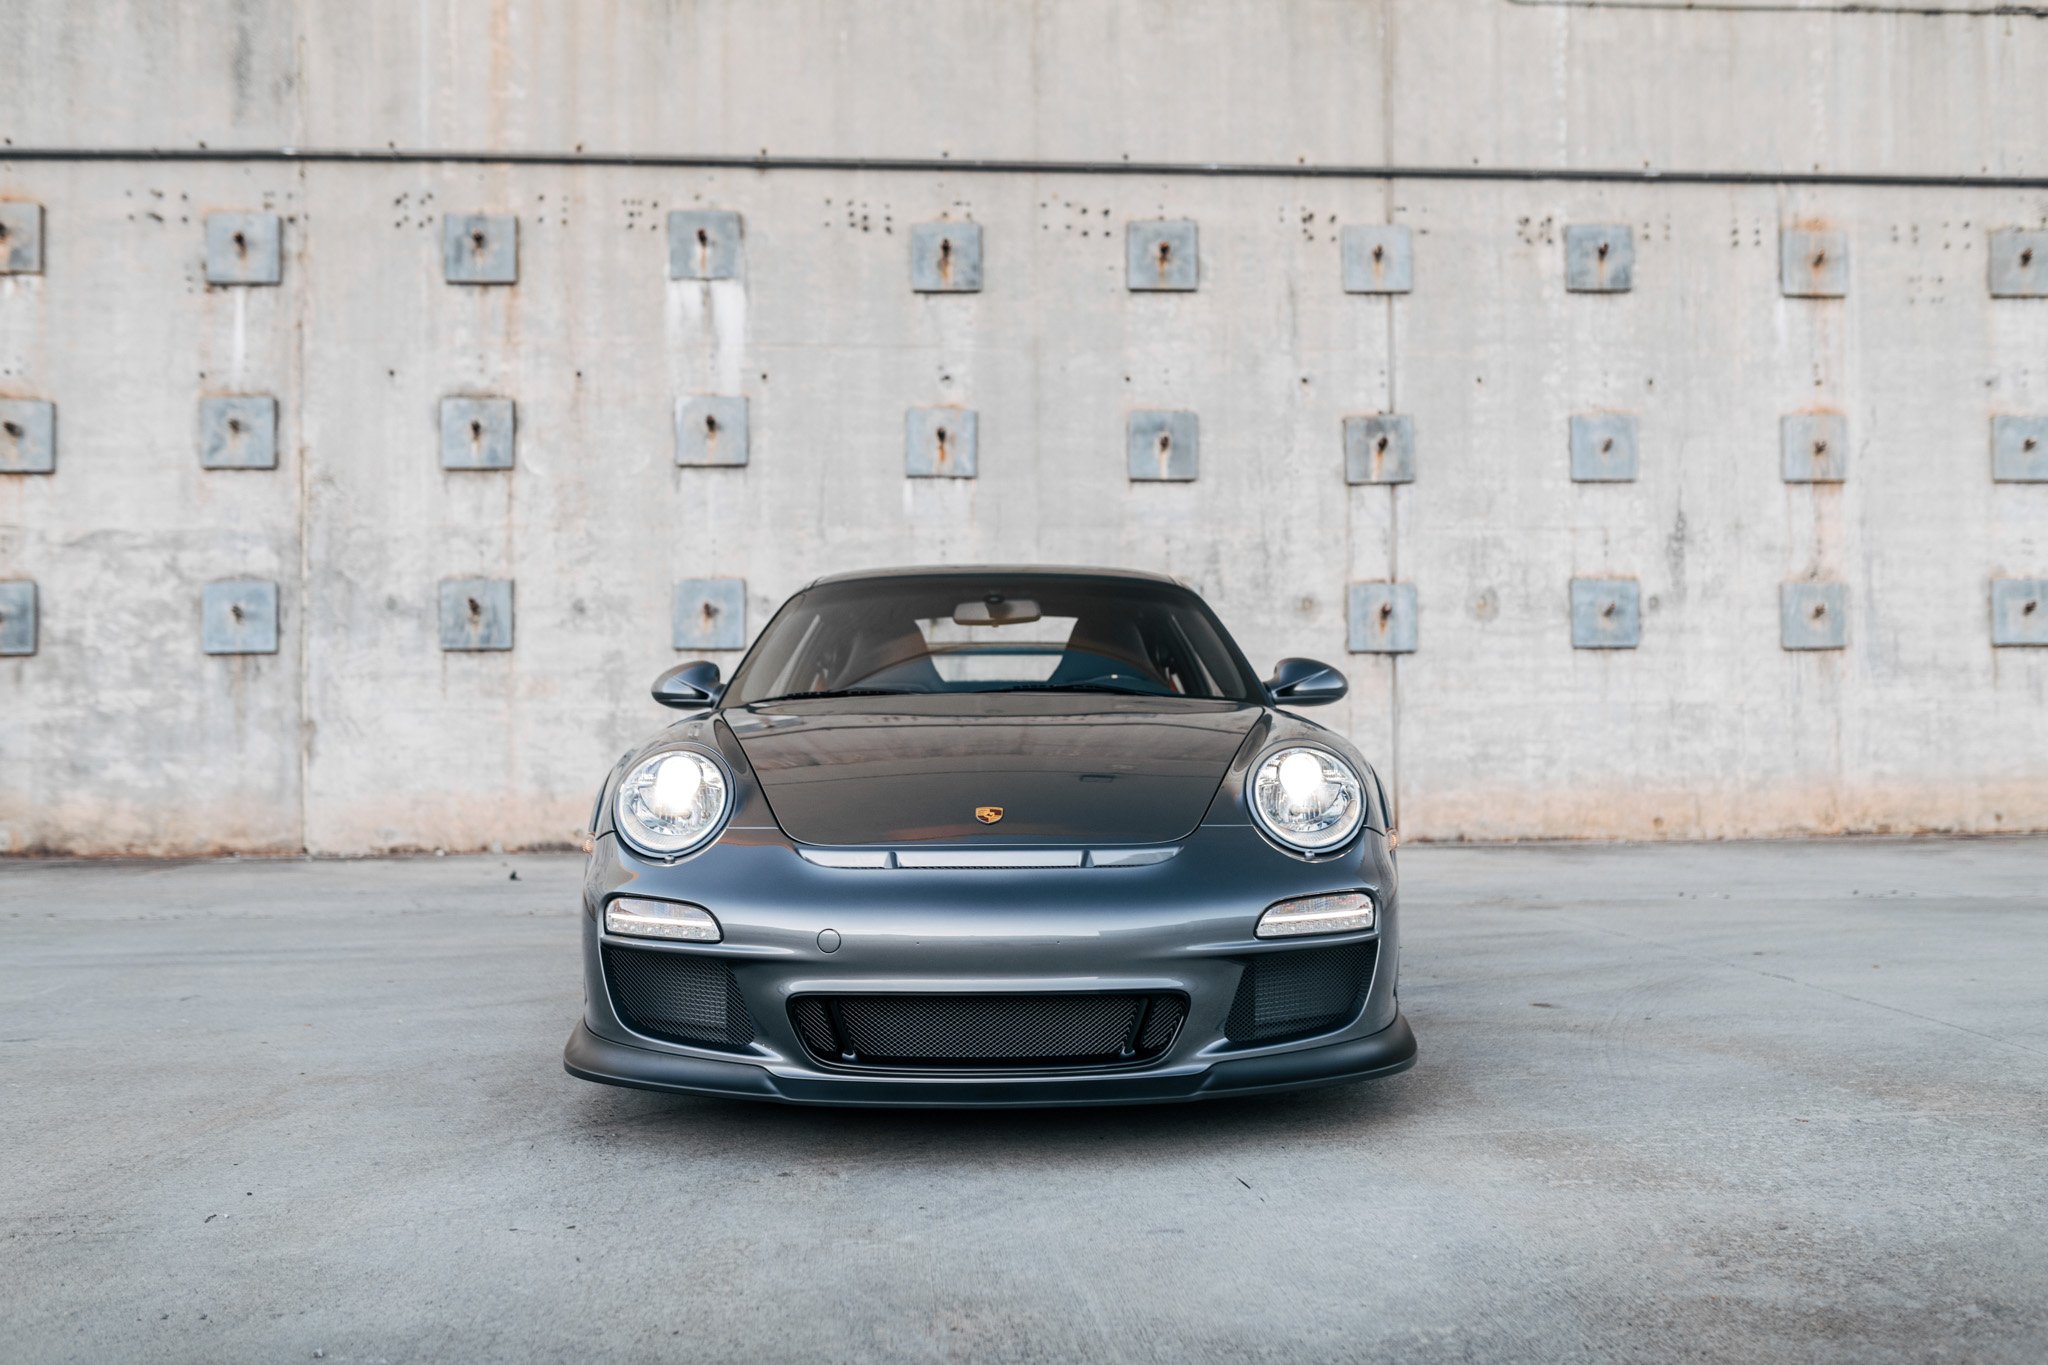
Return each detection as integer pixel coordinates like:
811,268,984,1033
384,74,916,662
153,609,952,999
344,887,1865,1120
564,573,1415,1106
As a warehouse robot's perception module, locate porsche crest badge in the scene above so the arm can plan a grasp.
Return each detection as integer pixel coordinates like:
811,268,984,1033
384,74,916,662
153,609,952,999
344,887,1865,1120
975,806,1005,824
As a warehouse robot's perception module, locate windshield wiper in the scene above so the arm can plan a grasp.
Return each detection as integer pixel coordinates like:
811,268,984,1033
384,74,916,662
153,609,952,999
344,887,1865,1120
746,687,924,705
993,682,1168,696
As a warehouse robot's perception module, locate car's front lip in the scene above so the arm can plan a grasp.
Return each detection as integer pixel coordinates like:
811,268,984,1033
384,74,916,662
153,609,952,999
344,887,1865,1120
564,1014,1417,1108
570,819,1404,1105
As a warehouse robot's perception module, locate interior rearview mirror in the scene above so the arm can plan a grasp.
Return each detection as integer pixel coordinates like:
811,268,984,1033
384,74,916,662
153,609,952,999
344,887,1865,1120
953,596,1042,627
1264,657,1348,707
652,660,723,709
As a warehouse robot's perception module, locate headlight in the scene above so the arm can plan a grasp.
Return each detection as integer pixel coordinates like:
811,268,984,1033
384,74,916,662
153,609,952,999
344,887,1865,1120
1249,746,1364,852
615,749,729,858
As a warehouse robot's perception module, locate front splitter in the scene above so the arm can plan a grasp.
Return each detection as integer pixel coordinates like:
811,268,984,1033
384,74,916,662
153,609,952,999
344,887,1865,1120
563,1013,1416,1108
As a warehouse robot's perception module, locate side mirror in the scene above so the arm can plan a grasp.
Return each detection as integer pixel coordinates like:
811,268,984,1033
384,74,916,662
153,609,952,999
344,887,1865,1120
1264,657,1348,707
652,660,723,710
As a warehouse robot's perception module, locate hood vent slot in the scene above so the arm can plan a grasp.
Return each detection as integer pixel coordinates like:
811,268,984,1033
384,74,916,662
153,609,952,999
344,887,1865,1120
798,846,1178,870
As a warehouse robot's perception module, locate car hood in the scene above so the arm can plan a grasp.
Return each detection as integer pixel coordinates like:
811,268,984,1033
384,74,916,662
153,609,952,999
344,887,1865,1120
724,695,1264,845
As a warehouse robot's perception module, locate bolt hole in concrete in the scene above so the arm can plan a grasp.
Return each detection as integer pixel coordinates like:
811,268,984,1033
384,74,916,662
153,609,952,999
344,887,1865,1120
471,230,487,252
1813,604,1827,619
230,604,244,622
1814,440,1829,455
3,422,21,440
467,597,481,617
227,418,242,436
2027,600,2040,616
2027,437,2039,452
1598,241,1610,259
470,420,482,441
2024,247,2037,267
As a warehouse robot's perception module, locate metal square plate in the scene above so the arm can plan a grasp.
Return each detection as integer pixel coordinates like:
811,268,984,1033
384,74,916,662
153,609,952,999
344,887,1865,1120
439,579,514,651
673,579,747,650
205,212,282,286
1566,225,1633,293
0,400,56,474
1780,229,1848,298
1989,229,2048,298
1781,582,1848,650
1570,413,1639,482
676,396,749,467
0,203,44,274
1990,579,2048,647
1344,415,1415,485
1127,221,1198,292
200,396,279,470
669,211,744,281
1992,415,2048,482
1341,225,1413,294
440,397,516,470
202,580,279,655
1127,410,1199,481
443,214,518,284
905,406,978,477
0,581,36,656
911,222,982,292
1782,412,1848,483
1348,582,1418,654
1571,578,1642,648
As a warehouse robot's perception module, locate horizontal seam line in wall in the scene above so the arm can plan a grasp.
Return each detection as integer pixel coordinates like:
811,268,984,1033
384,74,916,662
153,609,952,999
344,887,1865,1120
1508,0,2048,16
4,148,2048,190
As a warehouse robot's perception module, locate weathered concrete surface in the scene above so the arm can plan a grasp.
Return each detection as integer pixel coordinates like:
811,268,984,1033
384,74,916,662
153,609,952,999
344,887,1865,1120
2,838,2045,1362
3,2,2047,852
5,1,2047,176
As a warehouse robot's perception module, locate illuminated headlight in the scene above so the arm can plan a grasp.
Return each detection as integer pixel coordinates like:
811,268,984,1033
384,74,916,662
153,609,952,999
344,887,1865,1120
1249,746,1364,852
604,896,722,942
615,749,729,858
1257,891,1375,939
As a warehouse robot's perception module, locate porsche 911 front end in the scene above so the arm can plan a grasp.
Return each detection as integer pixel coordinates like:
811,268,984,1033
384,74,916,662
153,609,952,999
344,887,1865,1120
563,567,1417,1107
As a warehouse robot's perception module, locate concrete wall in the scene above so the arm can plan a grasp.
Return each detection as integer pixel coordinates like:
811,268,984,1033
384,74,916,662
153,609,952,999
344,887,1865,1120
2,0,2045,854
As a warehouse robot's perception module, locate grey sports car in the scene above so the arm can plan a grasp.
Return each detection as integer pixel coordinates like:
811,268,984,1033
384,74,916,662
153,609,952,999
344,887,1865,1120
563,566,1416,1106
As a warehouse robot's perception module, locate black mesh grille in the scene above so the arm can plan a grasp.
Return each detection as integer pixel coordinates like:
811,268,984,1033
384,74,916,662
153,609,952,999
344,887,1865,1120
790,997,836,1057
1225,941,1377,1044
1137,995,1188,1053
602,943,755,1049
790,993,1187,1071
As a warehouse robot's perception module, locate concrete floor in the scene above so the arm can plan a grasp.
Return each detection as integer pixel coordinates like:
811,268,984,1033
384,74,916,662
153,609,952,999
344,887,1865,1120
2,839,2045,1363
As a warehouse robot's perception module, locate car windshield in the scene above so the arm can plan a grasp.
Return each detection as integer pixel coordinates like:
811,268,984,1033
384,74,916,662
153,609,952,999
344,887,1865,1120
725,573,1262,705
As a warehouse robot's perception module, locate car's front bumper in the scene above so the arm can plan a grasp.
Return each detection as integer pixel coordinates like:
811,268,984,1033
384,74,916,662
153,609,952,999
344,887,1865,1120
565,821,1412,1107
564,1012,1415,1107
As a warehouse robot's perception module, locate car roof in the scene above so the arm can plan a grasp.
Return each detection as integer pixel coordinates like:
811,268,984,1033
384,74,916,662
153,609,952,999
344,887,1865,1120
803,564,1187,589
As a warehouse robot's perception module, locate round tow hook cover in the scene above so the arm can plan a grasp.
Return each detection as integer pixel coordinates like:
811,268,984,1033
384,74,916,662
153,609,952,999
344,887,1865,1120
817,928,842,954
